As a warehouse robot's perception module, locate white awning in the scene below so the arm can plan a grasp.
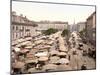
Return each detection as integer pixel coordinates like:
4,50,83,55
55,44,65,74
24,37,32,41
34,40,44,45
35,52,48,57
20,41,31,46
16,38,24,43
13,47,20,52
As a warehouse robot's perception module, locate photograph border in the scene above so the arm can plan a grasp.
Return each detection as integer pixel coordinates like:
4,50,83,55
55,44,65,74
10,0,96,74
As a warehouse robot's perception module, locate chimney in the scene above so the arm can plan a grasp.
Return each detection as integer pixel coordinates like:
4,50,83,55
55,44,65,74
12,11,16,15
20,14,23,17
25,16,27,19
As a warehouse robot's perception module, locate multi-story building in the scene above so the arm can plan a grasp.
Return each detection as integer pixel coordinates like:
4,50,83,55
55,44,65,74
86,11,96,46
77,22,86,32
11,11,37,42
36,21,68,31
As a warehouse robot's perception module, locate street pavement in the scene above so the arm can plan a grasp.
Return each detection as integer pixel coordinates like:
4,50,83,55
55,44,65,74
68,32,96,70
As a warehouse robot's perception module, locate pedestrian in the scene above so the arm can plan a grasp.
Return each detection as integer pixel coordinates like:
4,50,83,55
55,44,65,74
81,64,87,70
68,55,71,60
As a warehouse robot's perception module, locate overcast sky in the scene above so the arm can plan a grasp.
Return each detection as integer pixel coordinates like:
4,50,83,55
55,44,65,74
12,1,95,24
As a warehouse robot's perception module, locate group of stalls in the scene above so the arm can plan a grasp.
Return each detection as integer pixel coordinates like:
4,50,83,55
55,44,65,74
11,35,56,74
11,32,72,74
45,36,71,71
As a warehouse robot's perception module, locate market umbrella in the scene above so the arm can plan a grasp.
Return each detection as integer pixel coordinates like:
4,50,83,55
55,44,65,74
25,46,32,49
58,58,69,64
25,59,38,64
50,50,59,56
12,61,25,69
17,38,24,43
13,47,20,52
47,41,54,45
15,44,22,48
27,42,32,46
59,45,68,52
43,64,57,71
35,51,48,57
34,40,44,45
38,57,48,62
32,43,35,47
19,49,29,54
50,56,60,60
57,52,67,56
19,41,31,46
26,53,35,59
49,56,60,64
38,45,51,50
28,68,44,73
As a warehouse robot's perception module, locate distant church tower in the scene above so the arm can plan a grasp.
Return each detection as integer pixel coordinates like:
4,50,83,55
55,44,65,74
74,18,75,25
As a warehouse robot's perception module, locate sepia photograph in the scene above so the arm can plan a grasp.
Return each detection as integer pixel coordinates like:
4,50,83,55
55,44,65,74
11,0,96,74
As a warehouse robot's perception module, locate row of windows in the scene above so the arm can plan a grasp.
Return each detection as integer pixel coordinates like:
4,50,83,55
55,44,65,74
12,32,31,40
12,25,31,31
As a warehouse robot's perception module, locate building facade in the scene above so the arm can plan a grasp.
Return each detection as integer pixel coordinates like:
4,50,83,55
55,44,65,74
11,11,37,41
86,11,96,46
36,21,68,31
71,24,78,32
77,22,86,32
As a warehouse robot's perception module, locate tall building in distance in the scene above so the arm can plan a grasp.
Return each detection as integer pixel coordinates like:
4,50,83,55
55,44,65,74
70,19,78,32
86,11,96,46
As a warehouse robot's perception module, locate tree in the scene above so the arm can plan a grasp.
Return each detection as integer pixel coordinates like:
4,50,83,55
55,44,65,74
79,28,86,36
61,29,70,43
79,28,87,43
61,29,69,37
42,28,58,35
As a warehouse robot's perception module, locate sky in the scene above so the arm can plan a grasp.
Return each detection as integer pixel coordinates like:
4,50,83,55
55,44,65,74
12,1,95,24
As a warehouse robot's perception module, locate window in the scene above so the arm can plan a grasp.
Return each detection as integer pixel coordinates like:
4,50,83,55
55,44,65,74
12,26,14,30
22,26,24,30
16,33,17,38
20,26,24,31
93,33,95,40
16,26,18,30
25,27,30,31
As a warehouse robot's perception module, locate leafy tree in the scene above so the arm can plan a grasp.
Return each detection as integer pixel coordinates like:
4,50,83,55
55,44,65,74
79,28,86,37
61,29,70,43
79,28,87,43
61,29,69,37
43,28,58,35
